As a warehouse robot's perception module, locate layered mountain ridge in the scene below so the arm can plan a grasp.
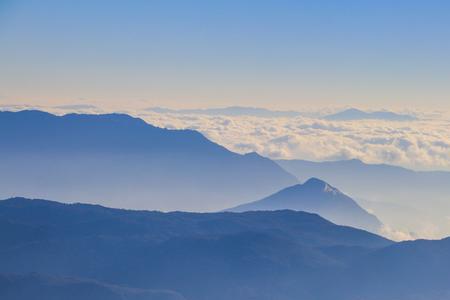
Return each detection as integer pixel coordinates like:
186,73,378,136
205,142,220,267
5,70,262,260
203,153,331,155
0,197,449,300
228,178,382,232
324,108,417,121
0,110,297,211
276,158,450,238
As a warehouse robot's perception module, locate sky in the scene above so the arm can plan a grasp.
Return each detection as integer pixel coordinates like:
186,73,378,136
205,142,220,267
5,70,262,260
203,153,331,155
0,0,449,111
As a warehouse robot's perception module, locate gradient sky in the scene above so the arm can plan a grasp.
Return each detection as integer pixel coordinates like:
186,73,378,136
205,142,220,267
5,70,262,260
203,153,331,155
0,0,449,110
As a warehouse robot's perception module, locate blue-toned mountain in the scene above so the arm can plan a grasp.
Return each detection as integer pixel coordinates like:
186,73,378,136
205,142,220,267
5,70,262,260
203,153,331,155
324,108,416,121
276,158,450,238
228,178,382,232
0,110,297,211
0,197,391,300
1,197,449,300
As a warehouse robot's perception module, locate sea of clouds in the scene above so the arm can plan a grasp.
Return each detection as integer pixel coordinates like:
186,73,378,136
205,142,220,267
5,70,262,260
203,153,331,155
3,103,450,240
137,111,450,172
2,103,450,171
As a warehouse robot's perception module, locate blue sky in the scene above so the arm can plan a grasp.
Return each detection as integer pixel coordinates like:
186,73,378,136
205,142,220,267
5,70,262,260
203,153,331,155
0,0,449,110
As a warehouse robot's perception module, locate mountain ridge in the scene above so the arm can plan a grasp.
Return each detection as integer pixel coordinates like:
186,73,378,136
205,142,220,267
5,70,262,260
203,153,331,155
0,110,297,211
0,273,185,300
1,197,449,300
324,108,417,121
227,178,382,233
276,158,450,238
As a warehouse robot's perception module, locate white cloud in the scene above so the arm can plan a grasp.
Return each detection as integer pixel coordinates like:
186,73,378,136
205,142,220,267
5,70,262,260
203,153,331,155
137,111,450,171
379,225,414,242
11,104,450,171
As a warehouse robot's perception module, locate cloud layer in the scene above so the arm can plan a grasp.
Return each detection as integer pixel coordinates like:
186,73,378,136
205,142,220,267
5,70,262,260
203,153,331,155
138,112,450,171
2,104,449,171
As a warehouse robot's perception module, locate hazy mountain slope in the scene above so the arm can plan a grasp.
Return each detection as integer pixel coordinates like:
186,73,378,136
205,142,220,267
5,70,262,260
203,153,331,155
1,197,449,300
342,237,450,300
0,110,297,211
324,108,416,121
0,197,390,249
0,197,391,300
228,178,382,232
0,273,185,300
276,159,450,238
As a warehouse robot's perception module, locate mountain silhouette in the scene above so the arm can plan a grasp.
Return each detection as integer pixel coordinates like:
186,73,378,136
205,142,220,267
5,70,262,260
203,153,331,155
228,178,382,232
0,197,391,300
276,158,450,238
0,273,185,300
1,197,449,300
0,110,297,211
324,108,416,121
341,237,450,300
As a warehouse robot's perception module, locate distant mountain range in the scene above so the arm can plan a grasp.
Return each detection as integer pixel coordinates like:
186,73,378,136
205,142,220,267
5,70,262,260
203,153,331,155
228,178,381,233
0,110,297,211
146,106,302,117
1,197,449,300
277,159,450,238
0,273,185,300
324,108,417,121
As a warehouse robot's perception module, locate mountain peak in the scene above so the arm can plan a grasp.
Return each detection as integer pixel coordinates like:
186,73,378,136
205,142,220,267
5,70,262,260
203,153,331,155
304,177,327,187
0,109,298,212
302,177,338,194
343,108,364,113
227,176,382,232
324,108,416,121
